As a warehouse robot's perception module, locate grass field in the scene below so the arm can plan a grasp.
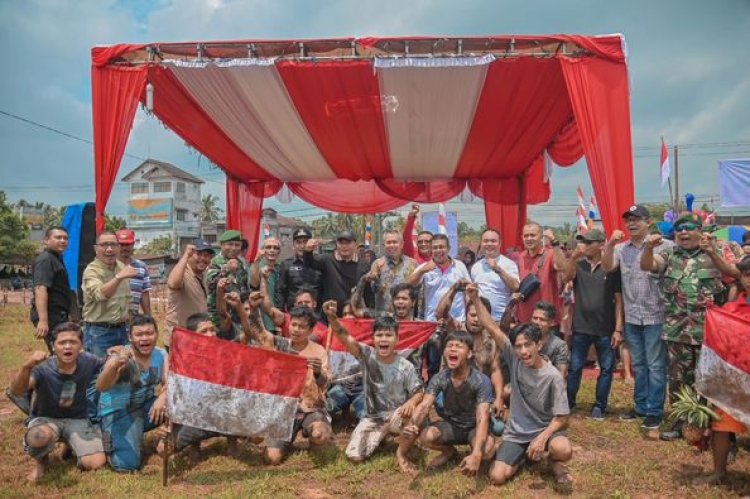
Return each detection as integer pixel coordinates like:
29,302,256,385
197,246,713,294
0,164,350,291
1,303,749,498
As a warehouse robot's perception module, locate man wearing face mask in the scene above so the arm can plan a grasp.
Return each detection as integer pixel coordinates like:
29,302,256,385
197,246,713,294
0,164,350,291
304,230,369,316
276,228,322,312
641,213,739,441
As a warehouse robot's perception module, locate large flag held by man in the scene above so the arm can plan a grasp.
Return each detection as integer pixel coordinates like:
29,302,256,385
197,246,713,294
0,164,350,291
695,306,750,427
318,319,437,383
167,328,309,440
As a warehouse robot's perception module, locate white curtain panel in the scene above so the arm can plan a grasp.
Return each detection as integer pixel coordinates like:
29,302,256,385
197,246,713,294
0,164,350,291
165,60,333,181
375,57,491,180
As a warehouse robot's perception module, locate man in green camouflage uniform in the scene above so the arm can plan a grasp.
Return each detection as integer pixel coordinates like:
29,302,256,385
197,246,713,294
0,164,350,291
641,214,737,440
206,230,250,337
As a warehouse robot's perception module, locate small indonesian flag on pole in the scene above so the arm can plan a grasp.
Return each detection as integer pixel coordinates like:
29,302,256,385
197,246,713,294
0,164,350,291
317,319,436,383
263,223,271,239
576,206,588,235
437,203,448,235
167,328,308,440
588,195,599,220
696,306,750,427
364,217,372,249
660,137,671,187
576,185,587,213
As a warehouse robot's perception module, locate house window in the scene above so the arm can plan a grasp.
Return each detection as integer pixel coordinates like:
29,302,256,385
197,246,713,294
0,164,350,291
154,181,171,193
176,182,185,193
131,182,148,194
176,209,188,222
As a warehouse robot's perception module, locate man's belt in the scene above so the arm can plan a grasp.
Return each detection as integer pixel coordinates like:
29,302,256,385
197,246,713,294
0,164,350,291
84,321,128,329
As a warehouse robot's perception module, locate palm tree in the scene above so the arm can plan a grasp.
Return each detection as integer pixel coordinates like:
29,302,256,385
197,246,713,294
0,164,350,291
201,194,223,222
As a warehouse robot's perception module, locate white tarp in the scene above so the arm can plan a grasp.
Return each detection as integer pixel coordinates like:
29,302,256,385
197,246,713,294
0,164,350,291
719,159,750,208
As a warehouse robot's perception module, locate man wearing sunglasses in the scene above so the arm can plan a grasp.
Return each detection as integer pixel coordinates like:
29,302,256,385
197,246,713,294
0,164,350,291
641,213,739,441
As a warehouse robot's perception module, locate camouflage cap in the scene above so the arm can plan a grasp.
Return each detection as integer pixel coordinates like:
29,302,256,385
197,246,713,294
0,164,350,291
219,230,242,243
673,213,703,229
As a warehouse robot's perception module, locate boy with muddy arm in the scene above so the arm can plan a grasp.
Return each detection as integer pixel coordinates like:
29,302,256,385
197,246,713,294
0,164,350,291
323,301,423,474
467,283,573,486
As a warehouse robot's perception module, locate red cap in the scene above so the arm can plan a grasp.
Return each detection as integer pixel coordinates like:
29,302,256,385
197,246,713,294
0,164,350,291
116,229,135,245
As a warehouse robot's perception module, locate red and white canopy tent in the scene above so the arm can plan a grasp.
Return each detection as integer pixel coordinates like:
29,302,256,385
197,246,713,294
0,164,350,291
92,34,634,257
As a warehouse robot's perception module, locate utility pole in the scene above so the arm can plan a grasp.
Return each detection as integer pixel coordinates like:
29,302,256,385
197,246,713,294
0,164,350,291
673,144,680,211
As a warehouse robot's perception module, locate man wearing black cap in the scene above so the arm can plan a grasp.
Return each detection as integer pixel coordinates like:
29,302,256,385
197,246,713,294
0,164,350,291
275,228,322,312
166,239,215,351
304,230,369,315
602,205,671,434
562,229,623,421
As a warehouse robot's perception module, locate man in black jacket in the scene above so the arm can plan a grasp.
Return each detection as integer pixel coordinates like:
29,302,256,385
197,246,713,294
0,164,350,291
275,228,322,311
304,230,369,315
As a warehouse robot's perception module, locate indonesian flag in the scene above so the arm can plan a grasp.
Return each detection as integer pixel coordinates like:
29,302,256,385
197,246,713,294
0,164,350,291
437,203,448,235
263,223,271,239
576,185,587,213
318,319,437,383
660,137,671,187
364,217,372,249
576,206,588,235
411,215,420,255
167,328,308,440
695,306,750,427
588,195,598,220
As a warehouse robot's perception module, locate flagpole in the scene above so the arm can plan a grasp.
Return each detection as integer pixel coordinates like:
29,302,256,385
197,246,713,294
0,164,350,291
162,425,172,487
673,144,680,211
667,178,675,213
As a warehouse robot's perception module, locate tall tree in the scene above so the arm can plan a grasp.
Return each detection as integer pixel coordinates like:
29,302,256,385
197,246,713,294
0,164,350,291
104,214,127,232
136,235,174,256
0,191,33,262
201,194,223,222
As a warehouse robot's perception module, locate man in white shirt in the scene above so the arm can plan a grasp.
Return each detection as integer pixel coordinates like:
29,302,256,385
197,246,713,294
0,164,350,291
471,229,520,321
407,234,471,321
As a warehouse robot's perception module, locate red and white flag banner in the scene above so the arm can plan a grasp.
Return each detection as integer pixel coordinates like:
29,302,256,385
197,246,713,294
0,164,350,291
318,319,437,382
167,328,309,440
695,306,750,427
660,137,671,187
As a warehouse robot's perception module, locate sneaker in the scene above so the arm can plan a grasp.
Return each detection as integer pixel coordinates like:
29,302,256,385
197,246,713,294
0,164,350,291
591,407,605,421
659,422,682,441
641,416,662,430
619,410,644,421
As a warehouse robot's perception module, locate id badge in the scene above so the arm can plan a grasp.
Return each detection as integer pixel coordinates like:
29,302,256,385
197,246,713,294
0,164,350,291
59,380,76,408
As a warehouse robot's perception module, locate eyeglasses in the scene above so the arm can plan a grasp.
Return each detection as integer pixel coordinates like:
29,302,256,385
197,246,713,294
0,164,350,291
674,223,699,232
417,239,432,245
97,243,120,248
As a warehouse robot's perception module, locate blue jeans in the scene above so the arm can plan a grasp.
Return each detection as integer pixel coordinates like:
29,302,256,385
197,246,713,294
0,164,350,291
83,323,129,358
567,333,615,412
624,323,667,420
326,383,365,420
101,398,158,471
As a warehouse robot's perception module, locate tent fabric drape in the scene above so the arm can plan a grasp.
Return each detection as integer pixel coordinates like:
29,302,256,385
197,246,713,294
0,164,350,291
226,177,281,260
546,119,584,167
91,35,634,247
560,56,633,236
92,64,148,232
472,178,527,251
277,60,392,181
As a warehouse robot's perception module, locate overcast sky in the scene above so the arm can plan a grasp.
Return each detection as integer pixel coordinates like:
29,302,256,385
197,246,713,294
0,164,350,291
1,0,749,227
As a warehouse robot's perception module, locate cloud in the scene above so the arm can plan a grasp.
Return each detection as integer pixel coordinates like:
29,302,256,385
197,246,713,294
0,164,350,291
1,0,749,227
